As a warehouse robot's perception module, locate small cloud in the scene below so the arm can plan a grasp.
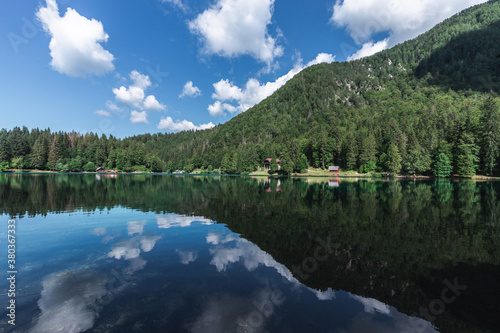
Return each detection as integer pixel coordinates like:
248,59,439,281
94,110,111,117
130,110,148,124
347,39,389,61
179,81,201,98
105,100,120,112
36,0,114,77
208,101,237,117
161,0,187,11
130,70,151,90
144,95,166,111
157,117,215,132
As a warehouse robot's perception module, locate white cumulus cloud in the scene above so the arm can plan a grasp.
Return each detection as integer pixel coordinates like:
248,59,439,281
331,0,488,60
179,81,202,98
208,101,238,117
157,117,215,132
209,53,335,116
188,0,283,65
347,38,389,61
143,95,166,111
36,0,114,77
113,70,165,118
130,70,151,90
130,110,148,124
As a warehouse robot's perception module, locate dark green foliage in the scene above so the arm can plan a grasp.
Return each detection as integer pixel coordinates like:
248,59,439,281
270,158,279,174
433,153,453,178
83,162,96,172
296,154,309,173
456,135,480,176
68,158,83,172
481,97,500,175
387,143,402,174
184,163,194,173
31,137,47,169
0,161,10,172
47,136,60,170
404,143,432,176
0,131,11,163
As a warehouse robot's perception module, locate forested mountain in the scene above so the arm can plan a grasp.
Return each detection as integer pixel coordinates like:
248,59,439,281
1,0,500,176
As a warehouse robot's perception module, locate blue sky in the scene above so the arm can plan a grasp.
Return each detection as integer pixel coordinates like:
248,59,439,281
1,0,487,138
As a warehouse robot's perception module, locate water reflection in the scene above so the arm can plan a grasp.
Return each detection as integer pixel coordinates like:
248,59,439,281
1,174,499,332
10,210,437,333
156,214,213,229
175,250,198,265
30,270,108,333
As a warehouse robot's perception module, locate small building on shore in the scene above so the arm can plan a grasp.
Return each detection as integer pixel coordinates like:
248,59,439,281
263,158,281,171
329,166,340,174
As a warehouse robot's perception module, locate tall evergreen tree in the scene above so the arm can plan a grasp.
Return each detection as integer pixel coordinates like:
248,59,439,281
456,134,480,177
387,143,402,174
0,131,11,163
47,135,60,170
480,97,500,176
31,137,47,169
433,153,453,178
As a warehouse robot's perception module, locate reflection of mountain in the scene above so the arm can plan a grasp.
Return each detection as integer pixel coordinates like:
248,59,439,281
3,174,500,332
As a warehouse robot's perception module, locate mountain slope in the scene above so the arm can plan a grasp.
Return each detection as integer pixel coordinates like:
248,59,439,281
142,0,500,175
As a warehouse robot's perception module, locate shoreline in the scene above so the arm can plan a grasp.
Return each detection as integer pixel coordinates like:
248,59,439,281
1,170,500,180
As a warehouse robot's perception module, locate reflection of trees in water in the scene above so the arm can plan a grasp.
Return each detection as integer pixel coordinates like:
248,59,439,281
1,174,500,332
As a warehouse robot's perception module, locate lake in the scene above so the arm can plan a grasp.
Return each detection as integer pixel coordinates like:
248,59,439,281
0,174,499,333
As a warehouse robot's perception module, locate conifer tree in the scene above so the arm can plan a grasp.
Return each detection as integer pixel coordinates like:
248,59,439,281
48,135,60,170
31,137,47,169
387,143,402,174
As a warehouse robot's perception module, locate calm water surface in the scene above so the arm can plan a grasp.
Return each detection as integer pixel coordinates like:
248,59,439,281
0,174,499,333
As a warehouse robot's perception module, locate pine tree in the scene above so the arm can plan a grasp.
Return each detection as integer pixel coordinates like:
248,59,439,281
387,143,402,174
221,153,233,174
346,133,358,171
480,97,500,176
0,131,11,163
296,154,309,173
359,134,377,166
47,136,60,170
31,137,47,169
270,157,279,174
456,136,479,177
280,153,294,175
433,153,453,178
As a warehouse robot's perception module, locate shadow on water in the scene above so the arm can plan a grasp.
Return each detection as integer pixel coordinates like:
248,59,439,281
1,174,500,332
